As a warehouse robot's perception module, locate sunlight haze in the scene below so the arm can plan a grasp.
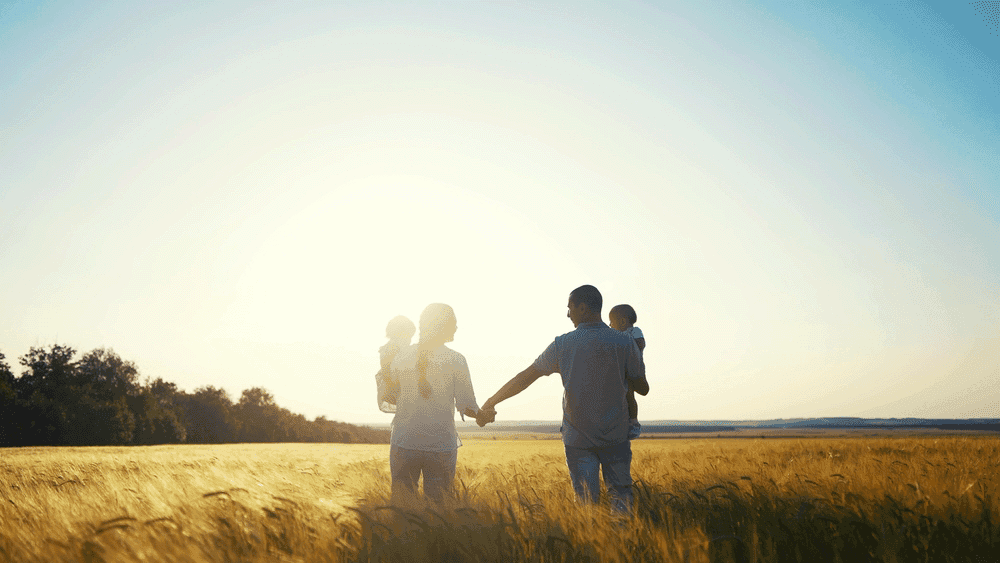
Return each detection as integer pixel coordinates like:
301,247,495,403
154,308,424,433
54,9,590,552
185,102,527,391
2,1,997,425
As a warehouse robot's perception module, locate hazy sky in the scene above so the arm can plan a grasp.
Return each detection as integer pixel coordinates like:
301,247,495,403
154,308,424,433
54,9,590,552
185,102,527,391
2,1,997,424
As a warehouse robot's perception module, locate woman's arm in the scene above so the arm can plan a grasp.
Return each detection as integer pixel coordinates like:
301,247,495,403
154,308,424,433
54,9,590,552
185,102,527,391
453,355,481,418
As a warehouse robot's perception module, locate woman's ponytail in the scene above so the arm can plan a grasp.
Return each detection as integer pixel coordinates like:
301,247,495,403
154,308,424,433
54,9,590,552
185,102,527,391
416,347,433,399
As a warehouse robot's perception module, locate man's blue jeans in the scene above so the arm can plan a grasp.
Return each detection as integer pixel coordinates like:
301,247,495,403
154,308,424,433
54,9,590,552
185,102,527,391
564,440,633,512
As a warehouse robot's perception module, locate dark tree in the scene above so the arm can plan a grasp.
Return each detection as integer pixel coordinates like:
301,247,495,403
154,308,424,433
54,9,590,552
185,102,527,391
63,395,135,446
0,351,12,389
76,348,140,402
0,351,18,446
178,386,238,444
16,344,77,399
68,348,139,445
149,378,182,408
128,387,186,444
3,345,389,446
16,345,79,445
236,387,287,442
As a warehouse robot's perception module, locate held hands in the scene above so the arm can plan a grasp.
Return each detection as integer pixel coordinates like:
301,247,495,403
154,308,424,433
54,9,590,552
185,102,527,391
462,406,495,426
476,406,497,427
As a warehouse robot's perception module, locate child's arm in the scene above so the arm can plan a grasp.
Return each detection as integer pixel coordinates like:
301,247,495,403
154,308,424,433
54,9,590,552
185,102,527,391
629,326,645,354
376,343,401,411
379,343,397,371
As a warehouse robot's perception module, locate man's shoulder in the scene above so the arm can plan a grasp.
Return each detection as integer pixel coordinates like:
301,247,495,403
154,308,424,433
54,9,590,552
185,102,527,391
552,326,590,348
555,323,626,345
552,328,576,343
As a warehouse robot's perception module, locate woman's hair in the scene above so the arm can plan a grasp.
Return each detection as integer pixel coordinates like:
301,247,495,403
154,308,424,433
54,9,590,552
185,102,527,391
609,304,637,325
385,315,416,341
415,303,457,399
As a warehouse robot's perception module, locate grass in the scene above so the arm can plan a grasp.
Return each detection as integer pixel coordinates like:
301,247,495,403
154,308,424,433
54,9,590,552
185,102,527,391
0,436,997,562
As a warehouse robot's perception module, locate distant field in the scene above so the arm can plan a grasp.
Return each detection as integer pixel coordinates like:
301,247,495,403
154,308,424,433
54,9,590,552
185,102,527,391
457,423,1000,440
1,436,998,562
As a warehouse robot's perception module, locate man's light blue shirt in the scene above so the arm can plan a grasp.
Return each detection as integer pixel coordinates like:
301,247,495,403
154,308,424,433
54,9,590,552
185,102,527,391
532,322,645,449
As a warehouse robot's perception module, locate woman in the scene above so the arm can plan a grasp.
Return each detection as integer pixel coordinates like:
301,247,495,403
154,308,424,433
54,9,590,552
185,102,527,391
388,303,481,503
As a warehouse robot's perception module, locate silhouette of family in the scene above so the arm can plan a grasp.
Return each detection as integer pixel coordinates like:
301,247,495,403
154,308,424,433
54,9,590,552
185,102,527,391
375,285,648,512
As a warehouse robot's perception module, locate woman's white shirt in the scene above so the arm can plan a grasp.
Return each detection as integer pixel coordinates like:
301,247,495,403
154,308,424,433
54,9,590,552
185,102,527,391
389,343,479,451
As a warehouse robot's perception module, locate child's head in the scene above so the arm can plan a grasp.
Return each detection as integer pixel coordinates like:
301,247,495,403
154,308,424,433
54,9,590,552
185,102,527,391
385,315,416,342
608,304,637,331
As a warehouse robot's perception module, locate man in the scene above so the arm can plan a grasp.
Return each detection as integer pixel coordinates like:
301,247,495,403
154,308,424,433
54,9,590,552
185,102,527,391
478,285,648,511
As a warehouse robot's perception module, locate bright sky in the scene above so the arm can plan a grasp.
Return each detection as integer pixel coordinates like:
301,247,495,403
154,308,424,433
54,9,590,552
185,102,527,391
2,1,998,424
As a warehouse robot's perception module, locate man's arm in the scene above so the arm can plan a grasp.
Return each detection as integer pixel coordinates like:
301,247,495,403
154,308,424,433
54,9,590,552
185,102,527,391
631,375,649,396
476,365,545,426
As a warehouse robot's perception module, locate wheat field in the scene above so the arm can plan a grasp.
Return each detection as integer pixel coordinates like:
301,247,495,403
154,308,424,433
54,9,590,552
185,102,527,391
1,436,997,562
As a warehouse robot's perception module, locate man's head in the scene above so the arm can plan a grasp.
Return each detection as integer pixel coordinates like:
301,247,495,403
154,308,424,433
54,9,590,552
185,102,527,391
567,285,603,327
608,304,637,331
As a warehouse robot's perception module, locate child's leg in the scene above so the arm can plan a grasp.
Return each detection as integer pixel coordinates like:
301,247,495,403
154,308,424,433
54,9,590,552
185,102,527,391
627,390,641,439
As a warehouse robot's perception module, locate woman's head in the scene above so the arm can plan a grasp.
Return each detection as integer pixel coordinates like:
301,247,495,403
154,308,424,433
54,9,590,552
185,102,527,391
418,303,457,346
415,303,456,399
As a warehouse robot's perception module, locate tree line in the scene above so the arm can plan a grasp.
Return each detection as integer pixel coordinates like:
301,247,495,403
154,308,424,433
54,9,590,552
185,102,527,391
0,345,389,447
